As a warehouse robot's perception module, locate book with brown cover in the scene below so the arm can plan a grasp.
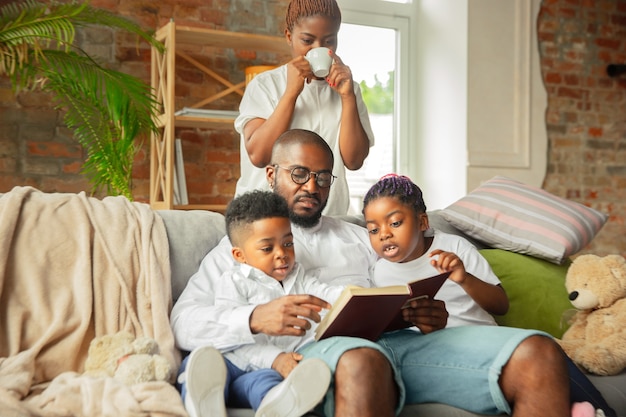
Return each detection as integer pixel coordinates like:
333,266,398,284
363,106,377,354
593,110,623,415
314,271,451,342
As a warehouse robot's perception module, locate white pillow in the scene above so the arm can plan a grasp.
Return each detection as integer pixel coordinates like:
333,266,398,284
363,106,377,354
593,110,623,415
440,176,608,264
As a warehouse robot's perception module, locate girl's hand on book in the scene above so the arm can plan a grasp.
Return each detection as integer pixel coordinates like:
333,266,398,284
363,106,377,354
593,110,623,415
250,294,331,336
401,298,449,334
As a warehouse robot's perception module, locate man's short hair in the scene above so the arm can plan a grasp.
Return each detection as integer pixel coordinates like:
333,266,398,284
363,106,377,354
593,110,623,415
270,129,334,166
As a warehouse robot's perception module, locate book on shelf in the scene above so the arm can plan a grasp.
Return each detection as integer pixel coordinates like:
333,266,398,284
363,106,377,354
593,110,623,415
314,271,451,342
173,138,188,205
174,107,239,119
173,170,181,205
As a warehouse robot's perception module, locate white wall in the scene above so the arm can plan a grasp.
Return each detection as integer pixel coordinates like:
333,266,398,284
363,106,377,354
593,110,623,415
410,0,469,210
466,0,547,192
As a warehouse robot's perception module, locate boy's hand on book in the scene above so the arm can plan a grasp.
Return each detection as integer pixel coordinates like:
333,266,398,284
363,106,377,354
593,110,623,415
250,295,332,336
401,298,449,334
272,352,302,378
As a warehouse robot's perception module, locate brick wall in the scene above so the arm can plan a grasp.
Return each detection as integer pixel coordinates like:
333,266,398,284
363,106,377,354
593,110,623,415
538,0,626,257
1,0,624,256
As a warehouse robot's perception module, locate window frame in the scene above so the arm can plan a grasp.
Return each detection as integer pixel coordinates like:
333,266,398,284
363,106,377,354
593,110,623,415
338,1,412,180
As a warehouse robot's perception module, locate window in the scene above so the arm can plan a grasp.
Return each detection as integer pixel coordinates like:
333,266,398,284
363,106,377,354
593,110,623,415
339,1,470,212
340,23,396,213
338,8,409,214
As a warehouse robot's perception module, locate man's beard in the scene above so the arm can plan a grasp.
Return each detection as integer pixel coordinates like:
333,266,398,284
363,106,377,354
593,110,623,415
289,204,323,228
273,179,327,228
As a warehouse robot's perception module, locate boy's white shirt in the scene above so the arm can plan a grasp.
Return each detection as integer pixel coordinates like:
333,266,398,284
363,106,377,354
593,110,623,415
234,65,375,216
215,262,344,371
373,230,500,328
170,216,377,352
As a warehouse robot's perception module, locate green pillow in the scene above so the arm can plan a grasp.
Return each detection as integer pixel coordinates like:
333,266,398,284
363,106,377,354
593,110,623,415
479,249,574,338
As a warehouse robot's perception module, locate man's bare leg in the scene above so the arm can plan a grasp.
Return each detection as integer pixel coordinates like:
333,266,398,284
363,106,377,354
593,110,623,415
334,348,398,417
500,335,570,416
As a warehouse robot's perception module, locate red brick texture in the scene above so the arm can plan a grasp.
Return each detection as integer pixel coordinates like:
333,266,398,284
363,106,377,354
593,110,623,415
538,0,626,257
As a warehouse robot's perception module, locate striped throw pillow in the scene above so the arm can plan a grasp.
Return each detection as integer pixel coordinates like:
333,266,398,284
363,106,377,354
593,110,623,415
440,176,608,264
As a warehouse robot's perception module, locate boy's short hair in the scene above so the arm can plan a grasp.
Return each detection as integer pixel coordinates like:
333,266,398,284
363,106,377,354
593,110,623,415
225,190,290,245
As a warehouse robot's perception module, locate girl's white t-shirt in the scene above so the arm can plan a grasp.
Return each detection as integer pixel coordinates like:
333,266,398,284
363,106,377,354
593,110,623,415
234,65,375,216
373,230,500,328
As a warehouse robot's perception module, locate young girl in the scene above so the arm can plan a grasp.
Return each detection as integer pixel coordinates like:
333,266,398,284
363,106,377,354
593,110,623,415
234,0,374,216
362,173,509,326
362,173,615,417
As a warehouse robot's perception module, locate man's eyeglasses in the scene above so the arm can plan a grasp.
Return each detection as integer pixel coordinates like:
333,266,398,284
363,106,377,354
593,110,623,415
274,165,336,188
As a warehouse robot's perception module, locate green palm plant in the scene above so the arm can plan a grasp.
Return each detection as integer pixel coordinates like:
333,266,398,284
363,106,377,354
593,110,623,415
0,0,164,199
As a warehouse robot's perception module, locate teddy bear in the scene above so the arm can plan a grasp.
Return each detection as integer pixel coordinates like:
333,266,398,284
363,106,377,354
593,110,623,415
83,331,172,385
557,254,626,376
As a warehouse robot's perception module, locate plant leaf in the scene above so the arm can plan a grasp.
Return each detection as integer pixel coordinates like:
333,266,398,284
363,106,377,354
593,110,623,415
0,0,163,198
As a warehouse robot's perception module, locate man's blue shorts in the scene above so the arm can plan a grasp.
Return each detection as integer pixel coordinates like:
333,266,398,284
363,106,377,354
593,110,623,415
377,326,549,415
300,326,548,416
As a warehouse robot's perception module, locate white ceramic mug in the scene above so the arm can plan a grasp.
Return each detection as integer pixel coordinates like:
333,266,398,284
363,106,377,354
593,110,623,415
305,47,333,78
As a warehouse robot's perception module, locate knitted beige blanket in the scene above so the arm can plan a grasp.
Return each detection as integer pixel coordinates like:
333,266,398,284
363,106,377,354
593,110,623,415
0,187,185,417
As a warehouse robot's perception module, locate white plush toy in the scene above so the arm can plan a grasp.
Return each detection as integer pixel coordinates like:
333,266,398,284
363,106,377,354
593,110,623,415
557,254,626,376
84,331,171,385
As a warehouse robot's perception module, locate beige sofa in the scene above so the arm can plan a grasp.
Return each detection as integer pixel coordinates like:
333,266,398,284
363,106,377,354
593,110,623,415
160,209,626,417
0,187,622,417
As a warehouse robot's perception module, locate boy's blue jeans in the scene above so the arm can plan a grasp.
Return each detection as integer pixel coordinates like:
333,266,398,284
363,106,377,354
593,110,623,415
177,354,283,410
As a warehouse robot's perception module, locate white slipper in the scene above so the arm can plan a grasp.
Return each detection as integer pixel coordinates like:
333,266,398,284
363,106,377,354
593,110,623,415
255,358,331,417
182,346,227,417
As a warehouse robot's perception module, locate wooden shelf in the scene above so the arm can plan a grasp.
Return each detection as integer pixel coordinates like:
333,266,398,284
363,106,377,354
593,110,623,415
175,115,235,129
154,113,237,129
149,21,289,211
162,24,290,54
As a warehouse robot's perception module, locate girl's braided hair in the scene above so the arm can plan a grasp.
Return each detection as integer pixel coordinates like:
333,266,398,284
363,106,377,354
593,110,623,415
285,0,342,32
362,174,427,215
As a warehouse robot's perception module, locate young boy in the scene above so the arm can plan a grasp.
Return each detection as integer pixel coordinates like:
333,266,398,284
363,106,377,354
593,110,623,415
181,190,344,417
